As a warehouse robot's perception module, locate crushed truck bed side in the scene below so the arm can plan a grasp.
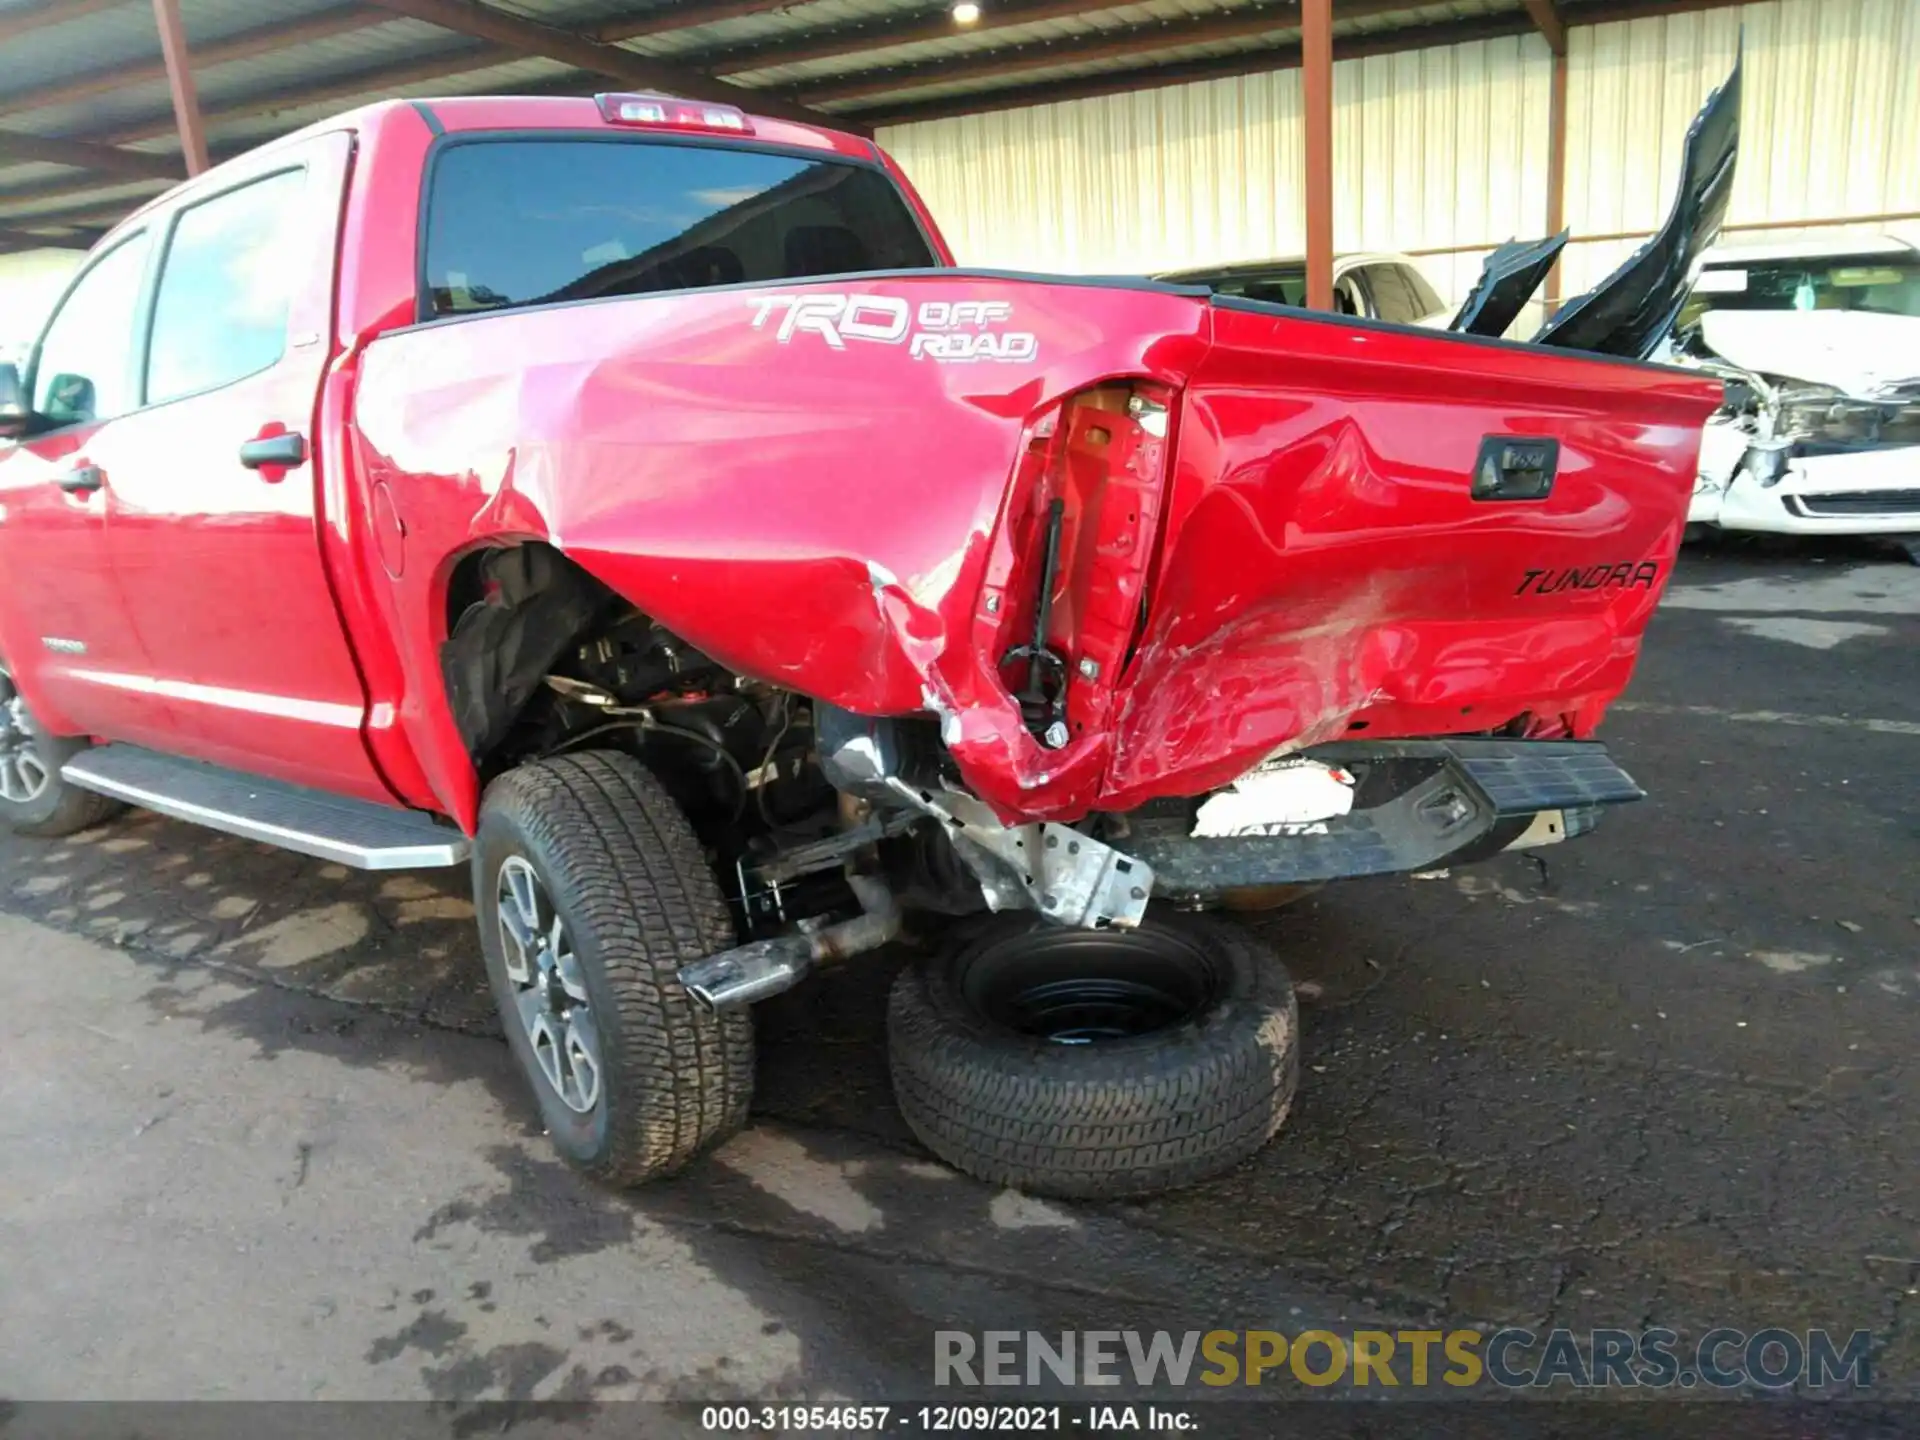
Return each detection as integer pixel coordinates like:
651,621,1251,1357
352,271,1720,825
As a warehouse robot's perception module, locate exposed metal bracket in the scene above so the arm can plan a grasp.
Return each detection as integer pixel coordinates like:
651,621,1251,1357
815,703,1154,929
889,781,1153,930
752,809,919,886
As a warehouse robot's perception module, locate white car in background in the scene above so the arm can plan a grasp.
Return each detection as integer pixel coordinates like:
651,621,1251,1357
1676,235,1920,540
1156,251,1452,327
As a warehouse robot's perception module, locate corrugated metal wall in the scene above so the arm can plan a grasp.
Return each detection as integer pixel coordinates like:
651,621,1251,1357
879,31,1554,301
880,0,1920,306
1335,36,1553,308
1561,0,1920,294
881,68,1308,276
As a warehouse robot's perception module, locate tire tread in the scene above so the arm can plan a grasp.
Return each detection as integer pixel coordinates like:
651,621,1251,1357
887,915,1298,1199
481,751,751,1186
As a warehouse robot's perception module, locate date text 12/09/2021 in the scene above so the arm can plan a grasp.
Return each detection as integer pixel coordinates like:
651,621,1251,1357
701,1407,1189,1432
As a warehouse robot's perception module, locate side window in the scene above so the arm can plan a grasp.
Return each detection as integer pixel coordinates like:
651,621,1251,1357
145,168,306,405
30,232,151,427
1362,264,1424,324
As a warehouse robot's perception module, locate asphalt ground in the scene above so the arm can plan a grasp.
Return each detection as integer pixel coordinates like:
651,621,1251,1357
3,537,1916,1427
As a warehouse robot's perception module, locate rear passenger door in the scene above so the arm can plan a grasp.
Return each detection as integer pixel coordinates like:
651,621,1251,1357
0,231,168,744
102,133,395,802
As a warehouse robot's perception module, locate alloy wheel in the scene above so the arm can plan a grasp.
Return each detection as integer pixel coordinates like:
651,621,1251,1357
0,667,50,806
496,855,602,1113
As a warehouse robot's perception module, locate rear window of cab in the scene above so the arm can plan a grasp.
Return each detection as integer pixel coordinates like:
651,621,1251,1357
420,138,939,318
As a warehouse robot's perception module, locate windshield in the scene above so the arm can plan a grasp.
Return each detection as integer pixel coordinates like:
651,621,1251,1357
422,138,939,317
1680,253,1920,328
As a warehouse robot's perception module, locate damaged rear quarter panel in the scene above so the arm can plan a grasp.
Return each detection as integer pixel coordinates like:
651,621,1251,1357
348,275,1211,823
351,277,1721,829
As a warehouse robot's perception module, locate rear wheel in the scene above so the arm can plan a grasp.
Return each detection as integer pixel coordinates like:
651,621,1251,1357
474,751,753,1185
0,663,124,838
888,912,1298,1199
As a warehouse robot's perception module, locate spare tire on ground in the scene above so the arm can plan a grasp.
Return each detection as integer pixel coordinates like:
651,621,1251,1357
887,911,1298,1199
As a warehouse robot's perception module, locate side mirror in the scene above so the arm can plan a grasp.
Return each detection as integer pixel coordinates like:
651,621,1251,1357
40,372,95,428
0,363,27,440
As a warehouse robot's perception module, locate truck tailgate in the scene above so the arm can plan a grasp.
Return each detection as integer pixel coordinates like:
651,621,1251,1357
1099,299,1723,808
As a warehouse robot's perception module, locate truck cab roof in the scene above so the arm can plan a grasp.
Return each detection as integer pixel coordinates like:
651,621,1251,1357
113,93,880,237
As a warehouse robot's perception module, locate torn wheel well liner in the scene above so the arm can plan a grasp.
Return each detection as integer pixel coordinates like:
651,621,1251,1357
441,542,612,768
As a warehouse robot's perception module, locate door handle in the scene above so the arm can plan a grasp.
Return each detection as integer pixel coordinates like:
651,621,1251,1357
239,432,307,472
58,465,104,495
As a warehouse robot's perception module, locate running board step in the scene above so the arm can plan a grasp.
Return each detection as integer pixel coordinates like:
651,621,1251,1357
60,745,469,871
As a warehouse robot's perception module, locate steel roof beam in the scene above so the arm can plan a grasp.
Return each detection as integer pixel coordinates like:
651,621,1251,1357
126,45,512,140
852,13,1541,126
0,129,181,180
696,1,1122,78
845,0,1757,124
0,5,376,117
0,198,146,227
0,0,131,47
793,0,1411,108
1563,0,1747,22
0,223,101,252
0,174,174,216
1522,0,1567,54
593,2,797,43
0,45,505,211
355,0,848,130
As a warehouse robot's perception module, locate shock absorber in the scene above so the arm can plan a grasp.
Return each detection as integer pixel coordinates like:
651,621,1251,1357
1001,496,1070,748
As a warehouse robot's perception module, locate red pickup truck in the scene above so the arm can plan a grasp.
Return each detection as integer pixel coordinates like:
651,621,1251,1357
0,76,1735,1198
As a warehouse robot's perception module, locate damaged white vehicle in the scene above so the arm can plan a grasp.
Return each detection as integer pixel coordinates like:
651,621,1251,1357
1675,236,1920,538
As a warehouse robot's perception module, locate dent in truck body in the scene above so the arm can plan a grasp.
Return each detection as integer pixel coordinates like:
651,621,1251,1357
350,269,1721,831
349,272,1209,826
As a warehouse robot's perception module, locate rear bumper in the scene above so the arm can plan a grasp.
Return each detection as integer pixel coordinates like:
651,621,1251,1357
1124,739,1641,900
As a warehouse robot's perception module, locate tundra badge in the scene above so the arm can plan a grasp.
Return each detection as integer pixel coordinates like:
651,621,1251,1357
1515,562,1662,597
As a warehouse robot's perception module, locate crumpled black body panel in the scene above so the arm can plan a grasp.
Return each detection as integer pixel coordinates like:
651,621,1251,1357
1534,48,1743,359
1446,48,1742,359
1450,231,1569,338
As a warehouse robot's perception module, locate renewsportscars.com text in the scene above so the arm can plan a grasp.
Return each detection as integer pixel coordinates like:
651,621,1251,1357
934,1328,1873,1391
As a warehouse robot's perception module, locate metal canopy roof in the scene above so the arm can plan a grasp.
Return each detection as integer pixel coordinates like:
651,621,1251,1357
0,0,1734,252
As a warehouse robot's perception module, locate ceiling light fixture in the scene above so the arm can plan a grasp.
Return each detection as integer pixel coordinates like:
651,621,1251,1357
952,2,982,24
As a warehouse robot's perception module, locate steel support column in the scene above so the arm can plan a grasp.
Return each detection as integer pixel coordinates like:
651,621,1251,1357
1301,0,1334,311
152,0,209,176
1544,47,1569,308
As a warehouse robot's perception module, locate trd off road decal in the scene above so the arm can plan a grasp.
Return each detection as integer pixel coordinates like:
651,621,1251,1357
1515,561,1662,597
748,294,1038,363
